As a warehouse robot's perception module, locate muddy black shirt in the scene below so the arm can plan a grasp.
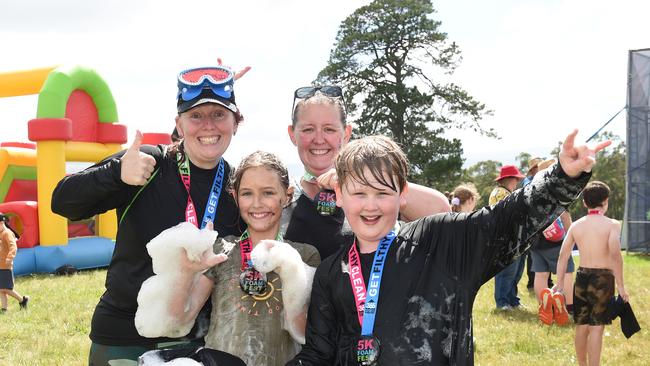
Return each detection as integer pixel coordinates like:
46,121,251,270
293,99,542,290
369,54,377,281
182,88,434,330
51,145,243,346
288,164,589,366
282,180,354,260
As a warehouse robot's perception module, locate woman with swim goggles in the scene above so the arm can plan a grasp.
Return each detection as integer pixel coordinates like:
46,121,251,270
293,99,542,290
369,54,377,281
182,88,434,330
52,63,250,365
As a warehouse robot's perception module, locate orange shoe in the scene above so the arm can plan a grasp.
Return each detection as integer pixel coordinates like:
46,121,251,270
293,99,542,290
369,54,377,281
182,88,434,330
538,288,554,325
552,291,569,326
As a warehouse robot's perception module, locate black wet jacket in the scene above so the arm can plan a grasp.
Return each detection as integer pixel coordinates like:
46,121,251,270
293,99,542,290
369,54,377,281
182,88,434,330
287,164,589,366
51,144,242,346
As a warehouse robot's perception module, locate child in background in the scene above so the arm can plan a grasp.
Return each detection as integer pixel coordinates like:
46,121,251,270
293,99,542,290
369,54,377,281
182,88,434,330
164,151,320,366
0,213,29,312
289,131,608,365
556,181,628,366
531,158,574,326
451,183,480,213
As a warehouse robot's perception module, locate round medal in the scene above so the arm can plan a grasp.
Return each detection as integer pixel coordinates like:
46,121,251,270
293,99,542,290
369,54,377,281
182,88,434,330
356,335,381,366
315,189,337,216
239,268,267,296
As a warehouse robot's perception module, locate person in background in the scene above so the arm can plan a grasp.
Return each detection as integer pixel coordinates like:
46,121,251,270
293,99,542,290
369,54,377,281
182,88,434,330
0,213,29,313
531,158,574,326
556,180,629,366
283,85,450,260
521,157,543,290
490,164,525,310
450,183,480,213
51,64,248,365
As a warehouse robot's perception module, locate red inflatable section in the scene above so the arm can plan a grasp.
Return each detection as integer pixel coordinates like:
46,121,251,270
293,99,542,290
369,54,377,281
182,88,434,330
66,90,98,142
0,201,39,248
28,118,72,141
142,132,172,145
0,142,36,149
4,179,37,202
67,90,127,144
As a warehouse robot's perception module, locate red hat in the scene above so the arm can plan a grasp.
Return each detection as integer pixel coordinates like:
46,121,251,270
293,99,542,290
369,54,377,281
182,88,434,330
495,165,525,181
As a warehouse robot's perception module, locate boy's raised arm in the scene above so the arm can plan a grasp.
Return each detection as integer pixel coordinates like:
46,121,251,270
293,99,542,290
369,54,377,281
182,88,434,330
470,130,609,284
608,220,628,302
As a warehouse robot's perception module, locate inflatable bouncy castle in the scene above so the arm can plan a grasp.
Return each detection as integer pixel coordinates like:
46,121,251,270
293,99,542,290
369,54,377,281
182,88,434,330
0,66,170,275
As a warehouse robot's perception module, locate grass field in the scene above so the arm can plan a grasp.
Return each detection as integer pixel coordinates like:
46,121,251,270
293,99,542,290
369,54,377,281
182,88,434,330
1,254,648,365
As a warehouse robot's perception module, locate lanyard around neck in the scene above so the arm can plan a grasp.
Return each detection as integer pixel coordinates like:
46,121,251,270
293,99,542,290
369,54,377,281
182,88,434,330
347,228,397,336
238,230,284,270
588,209,603,215
303,170,318,183
177,153,225,229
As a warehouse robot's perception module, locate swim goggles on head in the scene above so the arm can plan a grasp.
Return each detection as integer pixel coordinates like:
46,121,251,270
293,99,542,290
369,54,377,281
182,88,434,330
177,66,235,101
291,85,344,119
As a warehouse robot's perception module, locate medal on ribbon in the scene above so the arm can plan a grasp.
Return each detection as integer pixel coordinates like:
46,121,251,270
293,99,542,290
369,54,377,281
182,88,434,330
347,225,399,366
315,189,337,216
239,267,268,296
356,335,381,365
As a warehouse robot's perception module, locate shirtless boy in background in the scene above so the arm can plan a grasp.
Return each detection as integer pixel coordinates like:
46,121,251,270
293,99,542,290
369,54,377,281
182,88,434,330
556,180,629,366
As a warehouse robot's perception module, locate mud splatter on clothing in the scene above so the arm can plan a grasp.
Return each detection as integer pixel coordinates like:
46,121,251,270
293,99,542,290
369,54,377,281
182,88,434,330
289,164,589,366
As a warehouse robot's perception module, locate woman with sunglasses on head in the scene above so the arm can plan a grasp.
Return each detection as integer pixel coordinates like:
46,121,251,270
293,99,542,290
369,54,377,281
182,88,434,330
51,64,249,365
283,86,451,259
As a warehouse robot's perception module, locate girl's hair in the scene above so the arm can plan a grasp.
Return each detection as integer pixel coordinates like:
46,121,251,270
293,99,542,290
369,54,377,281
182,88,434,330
335,135,408,193
230,151,290,194
451,184,480,212
292,91,346,127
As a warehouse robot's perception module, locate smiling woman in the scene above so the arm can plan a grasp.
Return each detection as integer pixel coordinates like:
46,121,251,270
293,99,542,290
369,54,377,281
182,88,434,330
282,85,451,260
50,64,247,365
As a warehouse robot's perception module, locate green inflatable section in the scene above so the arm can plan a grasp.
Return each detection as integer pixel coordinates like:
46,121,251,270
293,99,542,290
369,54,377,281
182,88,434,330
36,65,118,123
0,165,37,202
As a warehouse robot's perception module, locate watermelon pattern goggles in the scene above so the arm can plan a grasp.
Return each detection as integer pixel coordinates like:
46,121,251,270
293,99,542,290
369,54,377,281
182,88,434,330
177,66,235,101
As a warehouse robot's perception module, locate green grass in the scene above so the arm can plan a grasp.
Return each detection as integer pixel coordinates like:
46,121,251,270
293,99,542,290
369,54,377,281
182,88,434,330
474,253,650,365
1,255,648,365
1,269,105,366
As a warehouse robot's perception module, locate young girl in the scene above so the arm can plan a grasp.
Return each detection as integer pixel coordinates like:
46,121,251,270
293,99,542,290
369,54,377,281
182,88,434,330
0,213,29,313
166,151,320,366
450,183,480,213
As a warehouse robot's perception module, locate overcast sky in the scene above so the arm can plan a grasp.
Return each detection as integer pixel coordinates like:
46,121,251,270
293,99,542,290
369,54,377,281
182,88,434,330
1,0,646,175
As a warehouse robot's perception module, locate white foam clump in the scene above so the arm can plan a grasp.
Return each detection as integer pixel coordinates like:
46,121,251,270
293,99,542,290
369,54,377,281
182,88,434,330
250,240,316,344
135,221,218,338
138,350,203,366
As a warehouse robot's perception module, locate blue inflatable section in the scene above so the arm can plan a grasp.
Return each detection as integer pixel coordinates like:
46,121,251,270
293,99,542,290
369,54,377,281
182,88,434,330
13,237,115,276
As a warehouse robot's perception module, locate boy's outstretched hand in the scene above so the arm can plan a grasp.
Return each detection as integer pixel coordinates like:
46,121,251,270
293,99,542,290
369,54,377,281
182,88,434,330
559,129,612,178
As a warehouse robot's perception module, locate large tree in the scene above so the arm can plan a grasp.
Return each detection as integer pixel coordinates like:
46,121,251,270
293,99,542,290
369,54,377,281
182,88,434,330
317,0,493,187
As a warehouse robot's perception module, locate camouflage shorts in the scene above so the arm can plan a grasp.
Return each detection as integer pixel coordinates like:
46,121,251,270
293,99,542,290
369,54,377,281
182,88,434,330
573,267,615,326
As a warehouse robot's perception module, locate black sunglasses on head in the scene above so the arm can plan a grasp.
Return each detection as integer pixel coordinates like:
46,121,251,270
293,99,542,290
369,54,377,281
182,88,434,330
291,85,345,120
294,85,343,99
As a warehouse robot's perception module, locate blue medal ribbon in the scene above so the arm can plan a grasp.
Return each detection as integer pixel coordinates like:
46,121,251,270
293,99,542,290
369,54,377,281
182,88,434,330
178,153,225,229
360,230,396,336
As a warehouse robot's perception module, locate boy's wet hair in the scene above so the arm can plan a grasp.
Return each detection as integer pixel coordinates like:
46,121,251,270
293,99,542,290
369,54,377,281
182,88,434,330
292,92,346,127
230,151,290,194
582,180,610,208
335,135,408,192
